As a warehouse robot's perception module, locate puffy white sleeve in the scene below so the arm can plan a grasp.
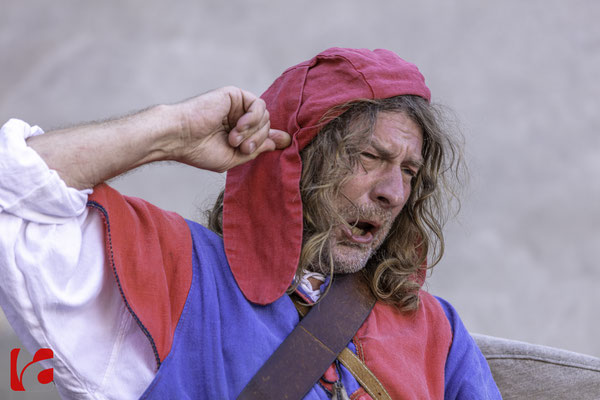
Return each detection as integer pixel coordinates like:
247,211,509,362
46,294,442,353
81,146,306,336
0,119,155,400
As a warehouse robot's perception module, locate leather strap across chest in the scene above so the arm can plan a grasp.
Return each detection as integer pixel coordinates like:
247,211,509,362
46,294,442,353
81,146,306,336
292,296,392,400
237,273,378,399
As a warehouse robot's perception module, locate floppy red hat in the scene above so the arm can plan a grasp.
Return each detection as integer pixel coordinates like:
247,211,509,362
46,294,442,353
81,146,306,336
223,47,431,305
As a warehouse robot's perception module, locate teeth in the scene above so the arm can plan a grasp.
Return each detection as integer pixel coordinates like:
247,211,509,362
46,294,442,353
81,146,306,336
351,226,366,236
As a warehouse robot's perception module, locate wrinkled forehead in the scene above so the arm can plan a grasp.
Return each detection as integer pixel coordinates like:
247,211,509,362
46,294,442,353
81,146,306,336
370,111,424,162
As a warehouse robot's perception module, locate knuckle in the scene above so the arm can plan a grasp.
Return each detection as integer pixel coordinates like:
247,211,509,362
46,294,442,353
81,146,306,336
256,98,266,109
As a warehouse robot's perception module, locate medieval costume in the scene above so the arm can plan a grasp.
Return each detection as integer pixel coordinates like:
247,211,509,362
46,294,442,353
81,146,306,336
0,48,500,399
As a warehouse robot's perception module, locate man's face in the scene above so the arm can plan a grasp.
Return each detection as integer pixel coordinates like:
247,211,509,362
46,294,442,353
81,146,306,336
327,111,423,274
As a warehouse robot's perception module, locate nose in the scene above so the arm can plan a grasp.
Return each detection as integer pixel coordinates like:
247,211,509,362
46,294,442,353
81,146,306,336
369,167,407,209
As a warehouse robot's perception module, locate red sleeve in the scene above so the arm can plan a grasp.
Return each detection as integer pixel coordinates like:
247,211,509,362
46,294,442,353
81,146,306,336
88,184,193,368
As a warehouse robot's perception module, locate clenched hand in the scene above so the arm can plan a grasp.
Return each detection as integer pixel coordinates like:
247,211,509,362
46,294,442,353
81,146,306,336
174,86,290,172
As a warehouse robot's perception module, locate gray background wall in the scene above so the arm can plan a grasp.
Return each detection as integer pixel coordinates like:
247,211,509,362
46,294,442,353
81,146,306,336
1,0,599,398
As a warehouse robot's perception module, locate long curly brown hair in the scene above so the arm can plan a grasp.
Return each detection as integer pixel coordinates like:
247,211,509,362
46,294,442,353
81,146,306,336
207,95,463,312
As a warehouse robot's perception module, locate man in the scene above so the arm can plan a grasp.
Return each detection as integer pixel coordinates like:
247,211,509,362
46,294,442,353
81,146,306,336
0,48,501,398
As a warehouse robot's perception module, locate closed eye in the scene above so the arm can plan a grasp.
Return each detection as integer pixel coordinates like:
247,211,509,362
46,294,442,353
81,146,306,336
360,152,378,160
402,167,418,178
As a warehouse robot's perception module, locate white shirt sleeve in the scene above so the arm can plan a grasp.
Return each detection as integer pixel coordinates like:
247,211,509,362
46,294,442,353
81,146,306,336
0,119,155,400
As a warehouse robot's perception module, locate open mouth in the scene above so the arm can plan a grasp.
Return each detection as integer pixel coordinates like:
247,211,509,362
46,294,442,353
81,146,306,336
343,220,380,244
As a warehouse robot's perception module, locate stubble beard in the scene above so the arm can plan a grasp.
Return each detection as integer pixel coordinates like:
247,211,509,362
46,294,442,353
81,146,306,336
310,204,394,275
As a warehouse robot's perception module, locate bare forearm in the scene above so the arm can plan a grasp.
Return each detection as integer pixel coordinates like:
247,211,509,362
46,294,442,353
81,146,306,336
25,87,290,190
27,104,180,190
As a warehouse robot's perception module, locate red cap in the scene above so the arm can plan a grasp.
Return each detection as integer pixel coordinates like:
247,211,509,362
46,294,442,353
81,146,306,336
223,48,431,304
